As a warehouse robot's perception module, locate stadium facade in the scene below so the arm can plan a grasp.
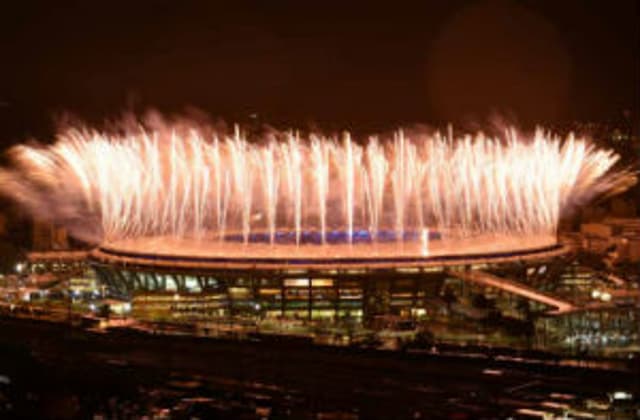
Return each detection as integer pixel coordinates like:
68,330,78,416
89,237,571,325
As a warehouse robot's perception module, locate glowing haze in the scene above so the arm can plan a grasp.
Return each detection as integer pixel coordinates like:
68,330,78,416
0,114,633,246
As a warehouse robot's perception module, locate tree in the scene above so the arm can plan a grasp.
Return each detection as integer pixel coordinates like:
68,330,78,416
472,293,491,309
97,304,111,319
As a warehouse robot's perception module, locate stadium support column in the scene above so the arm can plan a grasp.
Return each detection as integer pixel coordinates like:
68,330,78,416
280,277,285,318
413,276,418,313
150,272,160,290
196,276,206,292
308,278,312,321
334,278,340,323
114,269,132,295
362,275,371,326
225,277,234,318
461,265,468,298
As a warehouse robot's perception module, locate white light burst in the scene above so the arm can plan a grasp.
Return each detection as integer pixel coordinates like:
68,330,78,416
0,116,633,245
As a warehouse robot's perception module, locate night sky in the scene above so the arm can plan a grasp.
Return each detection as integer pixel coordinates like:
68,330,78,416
0,0,637,143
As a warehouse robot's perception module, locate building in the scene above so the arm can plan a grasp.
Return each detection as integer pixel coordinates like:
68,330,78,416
581,218,640,263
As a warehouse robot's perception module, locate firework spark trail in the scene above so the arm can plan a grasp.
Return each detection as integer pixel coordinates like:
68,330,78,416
366,138,387,239
0,119,634,246
310,137,330,244
282,134,303,244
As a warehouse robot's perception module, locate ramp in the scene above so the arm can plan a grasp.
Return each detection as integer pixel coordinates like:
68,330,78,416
449,270,575,313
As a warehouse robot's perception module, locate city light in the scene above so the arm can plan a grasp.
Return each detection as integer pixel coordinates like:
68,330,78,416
14,262,25,274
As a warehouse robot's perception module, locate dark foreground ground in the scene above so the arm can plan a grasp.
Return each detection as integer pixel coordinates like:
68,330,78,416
0,317,638,419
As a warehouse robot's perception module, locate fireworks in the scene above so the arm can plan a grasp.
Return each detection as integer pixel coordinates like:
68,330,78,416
0,116,633,246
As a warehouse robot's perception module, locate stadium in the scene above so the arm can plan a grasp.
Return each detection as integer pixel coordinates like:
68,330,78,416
1,118,632,328
87,229,574,324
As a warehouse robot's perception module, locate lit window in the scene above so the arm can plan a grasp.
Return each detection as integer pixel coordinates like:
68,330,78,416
284,278,310,287
312,279,334,287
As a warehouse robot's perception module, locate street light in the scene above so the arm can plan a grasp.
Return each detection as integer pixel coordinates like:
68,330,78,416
14,262,25,274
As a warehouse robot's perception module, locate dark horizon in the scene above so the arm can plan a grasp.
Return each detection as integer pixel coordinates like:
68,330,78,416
0,0,638,143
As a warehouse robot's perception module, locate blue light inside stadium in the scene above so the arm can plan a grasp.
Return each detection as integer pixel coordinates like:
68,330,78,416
222,229,442,245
